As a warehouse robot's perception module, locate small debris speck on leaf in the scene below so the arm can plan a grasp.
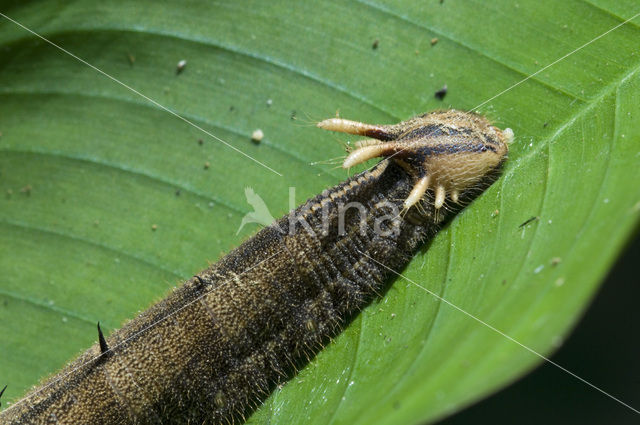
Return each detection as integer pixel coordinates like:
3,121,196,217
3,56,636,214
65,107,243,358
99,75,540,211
251,129,264,143
204,161,210,170
198,138,204,146
434,84,448,100
266,99,273,107
430,37,439,46
519,216,539,228
372,39,379,49
151,224,158,231
20,185,32,195
176,59,187,74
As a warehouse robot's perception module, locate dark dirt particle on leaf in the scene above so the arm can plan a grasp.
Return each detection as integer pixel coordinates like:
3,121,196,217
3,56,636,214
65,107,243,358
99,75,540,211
197,138,204,146
519,216,540,228
372,39,379,49
434,84,448,100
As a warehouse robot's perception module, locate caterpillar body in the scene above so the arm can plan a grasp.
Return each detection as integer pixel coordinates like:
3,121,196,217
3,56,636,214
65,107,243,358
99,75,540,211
0,110,511,424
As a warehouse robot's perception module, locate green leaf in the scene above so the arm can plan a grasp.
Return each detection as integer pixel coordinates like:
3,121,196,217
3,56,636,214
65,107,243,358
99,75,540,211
0,1,638,424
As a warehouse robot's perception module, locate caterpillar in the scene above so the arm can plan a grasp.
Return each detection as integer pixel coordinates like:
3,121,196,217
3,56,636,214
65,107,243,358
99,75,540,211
0,109,512,424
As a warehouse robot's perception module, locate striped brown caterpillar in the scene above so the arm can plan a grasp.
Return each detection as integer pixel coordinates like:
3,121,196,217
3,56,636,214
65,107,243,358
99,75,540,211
0,110,511,424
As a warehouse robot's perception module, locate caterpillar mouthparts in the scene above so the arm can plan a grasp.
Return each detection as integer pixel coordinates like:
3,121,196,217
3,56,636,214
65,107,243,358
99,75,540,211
318,109,512,210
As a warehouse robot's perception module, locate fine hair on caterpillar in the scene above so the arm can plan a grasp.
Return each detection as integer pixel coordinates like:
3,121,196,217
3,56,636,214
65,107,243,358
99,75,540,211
0,110,511,424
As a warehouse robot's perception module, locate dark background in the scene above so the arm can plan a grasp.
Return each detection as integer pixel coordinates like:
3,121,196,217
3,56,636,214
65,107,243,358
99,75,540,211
440,234,639,425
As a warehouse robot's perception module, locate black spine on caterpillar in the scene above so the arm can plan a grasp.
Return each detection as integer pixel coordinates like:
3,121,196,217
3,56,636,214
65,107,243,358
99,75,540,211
0,110,511,424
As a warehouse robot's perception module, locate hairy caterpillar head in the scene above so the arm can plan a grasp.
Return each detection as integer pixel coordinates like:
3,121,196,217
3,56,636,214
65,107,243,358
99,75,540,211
317,109,512,210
